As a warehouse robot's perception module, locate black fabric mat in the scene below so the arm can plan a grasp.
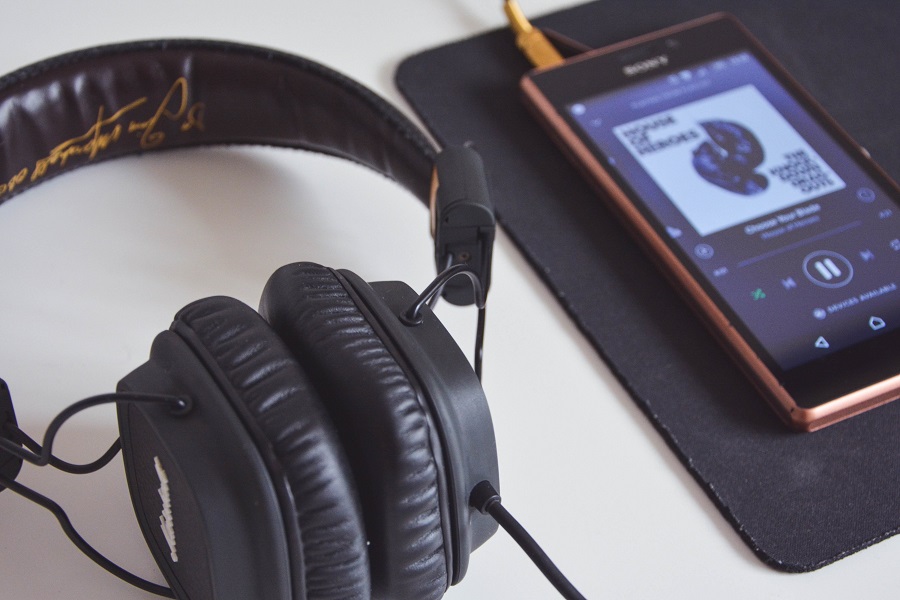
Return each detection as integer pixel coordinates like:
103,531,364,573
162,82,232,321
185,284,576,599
396,0,900,572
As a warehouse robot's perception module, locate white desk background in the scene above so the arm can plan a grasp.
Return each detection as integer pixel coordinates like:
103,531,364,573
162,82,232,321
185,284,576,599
0,1,896,598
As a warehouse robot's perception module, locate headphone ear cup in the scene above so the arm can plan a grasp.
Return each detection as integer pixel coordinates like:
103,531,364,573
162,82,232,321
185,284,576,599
172,296,372,600
260,263,451,600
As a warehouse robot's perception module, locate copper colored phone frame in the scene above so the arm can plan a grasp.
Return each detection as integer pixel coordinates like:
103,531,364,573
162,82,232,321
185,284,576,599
520,14,900,431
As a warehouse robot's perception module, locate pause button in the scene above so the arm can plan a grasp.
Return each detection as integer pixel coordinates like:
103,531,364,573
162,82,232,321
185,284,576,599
803,251,854,288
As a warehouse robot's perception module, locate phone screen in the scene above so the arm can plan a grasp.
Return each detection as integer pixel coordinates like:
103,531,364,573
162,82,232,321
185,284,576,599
527,17,900,410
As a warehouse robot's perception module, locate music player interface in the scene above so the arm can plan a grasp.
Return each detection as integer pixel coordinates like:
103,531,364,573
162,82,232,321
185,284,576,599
568,51,900,370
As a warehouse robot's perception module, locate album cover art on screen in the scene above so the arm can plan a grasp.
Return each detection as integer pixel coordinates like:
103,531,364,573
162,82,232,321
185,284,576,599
612,84,845,236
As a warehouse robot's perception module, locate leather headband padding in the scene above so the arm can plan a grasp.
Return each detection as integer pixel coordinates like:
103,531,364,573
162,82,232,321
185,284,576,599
0,39,436,204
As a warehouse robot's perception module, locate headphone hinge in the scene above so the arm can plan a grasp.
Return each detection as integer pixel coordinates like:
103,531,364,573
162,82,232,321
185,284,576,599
430,147,496,306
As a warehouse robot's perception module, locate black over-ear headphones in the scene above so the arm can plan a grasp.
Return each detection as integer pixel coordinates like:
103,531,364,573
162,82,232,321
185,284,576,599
0,40,590,600
0,39,503,600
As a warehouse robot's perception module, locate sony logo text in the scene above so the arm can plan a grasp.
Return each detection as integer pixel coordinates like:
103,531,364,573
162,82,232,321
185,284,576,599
623,55,669,77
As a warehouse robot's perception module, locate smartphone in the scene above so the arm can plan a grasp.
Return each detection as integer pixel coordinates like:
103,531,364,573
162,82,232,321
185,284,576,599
521,13,900,431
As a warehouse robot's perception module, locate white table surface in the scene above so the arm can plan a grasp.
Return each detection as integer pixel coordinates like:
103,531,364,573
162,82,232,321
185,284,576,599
0,1,897,598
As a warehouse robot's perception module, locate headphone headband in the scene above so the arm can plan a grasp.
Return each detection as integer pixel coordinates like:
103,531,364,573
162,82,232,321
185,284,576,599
0,39,435,204
0,39,494,305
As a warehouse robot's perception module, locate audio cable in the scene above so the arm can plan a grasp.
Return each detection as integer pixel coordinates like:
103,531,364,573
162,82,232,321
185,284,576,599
402,263,487,380
471,480,588,600
503,0,565,69
0,391,188,597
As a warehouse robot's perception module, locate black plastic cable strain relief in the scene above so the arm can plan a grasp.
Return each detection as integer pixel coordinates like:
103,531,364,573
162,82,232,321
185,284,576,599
469,480,502,515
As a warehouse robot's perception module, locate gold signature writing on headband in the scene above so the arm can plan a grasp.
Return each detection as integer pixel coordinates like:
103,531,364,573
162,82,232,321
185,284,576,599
1,77,205,197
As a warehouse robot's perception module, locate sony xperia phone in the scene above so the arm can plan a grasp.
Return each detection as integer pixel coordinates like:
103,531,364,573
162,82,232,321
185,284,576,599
521,13,900,430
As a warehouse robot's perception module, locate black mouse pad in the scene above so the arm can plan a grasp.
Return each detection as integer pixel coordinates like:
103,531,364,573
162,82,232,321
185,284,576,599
396,0,900,572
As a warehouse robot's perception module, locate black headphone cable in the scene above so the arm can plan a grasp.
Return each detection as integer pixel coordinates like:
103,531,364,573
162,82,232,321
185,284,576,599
0,391,189,598
403,263,488,380
471,480,589,600
0,472,175,598
0,392,189,470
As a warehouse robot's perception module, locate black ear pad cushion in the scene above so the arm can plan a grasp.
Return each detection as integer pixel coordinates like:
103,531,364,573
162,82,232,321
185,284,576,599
172,296,371,600
259,263,450,600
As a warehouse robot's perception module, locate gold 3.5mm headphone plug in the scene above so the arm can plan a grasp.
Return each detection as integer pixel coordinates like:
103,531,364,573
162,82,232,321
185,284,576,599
503,0,565,69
